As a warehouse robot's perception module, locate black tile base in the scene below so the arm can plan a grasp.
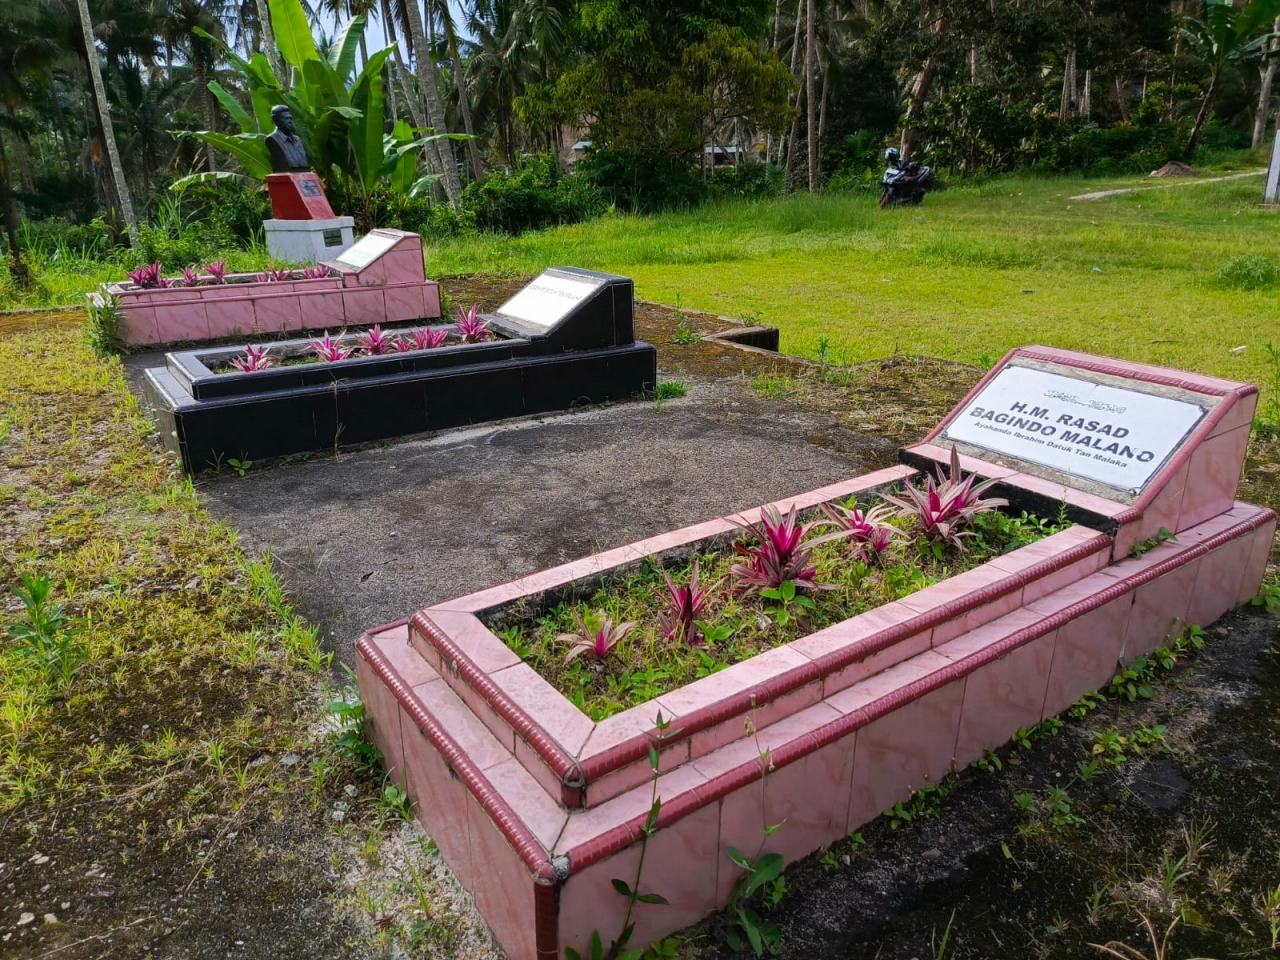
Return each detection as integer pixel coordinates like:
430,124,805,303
145,343,657,472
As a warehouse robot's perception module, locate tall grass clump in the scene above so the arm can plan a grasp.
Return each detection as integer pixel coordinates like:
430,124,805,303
1214,253,1280,291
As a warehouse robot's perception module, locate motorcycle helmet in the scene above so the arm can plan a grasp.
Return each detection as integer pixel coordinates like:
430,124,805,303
884,147,900,164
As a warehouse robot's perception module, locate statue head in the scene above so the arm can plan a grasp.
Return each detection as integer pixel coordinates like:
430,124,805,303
270,105,295,136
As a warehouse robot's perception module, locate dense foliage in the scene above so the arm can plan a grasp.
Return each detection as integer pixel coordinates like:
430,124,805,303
0,0,1278,273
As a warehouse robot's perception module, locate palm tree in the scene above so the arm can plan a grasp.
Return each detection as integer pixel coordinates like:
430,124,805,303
467,0,533,165
430,0,482,181
158,0,232,171
76,0,139,243
1181,0,1280,156
0,0,56,277
402,0,461,208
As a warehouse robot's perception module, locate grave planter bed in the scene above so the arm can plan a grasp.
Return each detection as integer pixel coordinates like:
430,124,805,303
97,229,442,346
143,267,656,472
356,346,1274,960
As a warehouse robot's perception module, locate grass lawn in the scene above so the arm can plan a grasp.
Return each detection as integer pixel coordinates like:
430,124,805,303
429,169,1280,401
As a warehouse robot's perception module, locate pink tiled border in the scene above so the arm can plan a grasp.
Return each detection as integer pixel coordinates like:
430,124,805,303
413,463,1113,808
100,229,442,346
357,500,1274,960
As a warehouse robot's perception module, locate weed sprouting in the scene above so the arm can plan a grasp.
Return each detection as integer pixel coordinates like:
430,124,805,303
327,688,383,771
1256,884,1280,949
86,292,123,356
670,308,700,345
4,572,86,693
378,783,413,821
1129,527,1175,558
567,712,677,960
722,708,786,956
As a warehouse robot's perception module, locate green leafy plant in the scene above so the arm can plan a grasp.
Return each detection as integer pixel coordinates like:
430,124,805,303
654,381,688,400
1251,579,1280,615
378,783,413,821
759,579,816,628
4,572,86,692
326,685,382,770
86,292,123,357
568,712,676,960
1108,657,1155,702
670,304,700,345
226,457,253,477
1091,728,1129,767
1129,527,1175,558
723,709,786,956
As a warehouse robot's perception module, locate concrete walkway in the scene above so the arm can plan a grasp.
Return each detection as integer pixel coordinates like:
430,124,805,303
1069,169,1265,201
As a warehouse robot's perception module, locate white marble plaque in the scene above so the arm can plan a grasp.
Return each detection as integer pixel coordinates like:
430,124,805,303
496,271,603,330
333,231,399,270
941,365,1208,493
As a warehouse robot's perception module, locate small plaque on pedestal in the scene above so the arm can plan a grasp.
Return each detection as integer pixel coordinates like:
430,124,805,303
265,216,355,263
266,172,337,220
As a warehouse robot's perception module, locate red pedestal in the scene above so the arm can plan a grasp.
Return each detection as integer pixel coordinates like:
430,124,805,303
266,173,337,220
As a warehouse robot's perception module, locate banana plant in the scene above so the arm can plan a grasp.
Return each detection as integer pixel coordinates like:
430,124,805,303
1181,0,1280,155
174,0,458,206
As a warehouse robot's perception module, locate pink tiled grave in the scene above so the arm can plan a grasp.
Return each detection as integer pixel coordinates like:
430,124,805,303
95,229,441,346
356,347,1274,960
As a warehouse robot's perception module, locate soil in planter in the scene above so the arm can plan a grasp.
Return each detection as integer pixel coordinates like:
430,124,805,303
499,505,1067,721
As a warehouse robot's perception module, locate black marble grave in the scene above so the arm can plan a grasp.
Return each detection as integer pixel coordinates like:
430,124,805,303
143,267,656,472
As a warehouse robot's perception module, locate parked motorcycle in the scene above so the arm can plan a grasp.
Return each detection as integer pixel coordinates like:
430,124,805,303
879,148,932,208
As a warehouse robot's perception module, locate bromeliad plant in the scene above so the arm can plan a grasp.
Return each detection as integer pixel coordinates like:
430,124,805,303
205,260,228,283
301,265,331,279
229,343,279,372
127,262,164,289
820,499,904,562
559,611,637,663
730,504,847,596
356,324,397,356
655,557,717,646
881,445,1008,550
256,265,295,283
308,333,352,362
179,266,202,287
410,326,449,350
455,305,491,343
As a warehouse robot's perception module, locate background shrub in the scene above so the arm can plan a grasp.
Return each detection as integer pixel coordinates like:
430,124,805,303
461,154,605,234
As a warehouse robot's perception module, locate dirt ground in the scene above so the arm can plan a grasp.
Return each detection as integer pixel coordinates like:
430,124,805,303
7,280,1280,960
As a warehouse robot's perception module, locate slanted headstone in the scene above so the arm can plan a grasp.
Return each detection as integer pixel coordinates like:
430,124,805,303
488,267,634,352
940,360,1209,496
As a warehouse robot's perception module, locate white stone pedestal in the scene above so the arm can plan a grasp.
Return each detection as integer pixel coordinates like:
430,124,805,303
264,217,355,263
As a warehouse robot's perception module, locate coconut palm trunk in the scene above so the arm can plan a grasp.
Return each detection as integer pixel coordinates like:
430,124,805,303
76,0,137,244
1187,71,1220,158
805,0,817,191
403,0,462,209
444,18,482,182
1254,19,1280,147
0,132,28,284
255,0,287,81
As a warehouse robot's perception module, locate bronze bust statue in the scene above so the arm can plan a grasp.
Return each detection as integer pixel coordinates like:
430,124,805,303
266,105,310,174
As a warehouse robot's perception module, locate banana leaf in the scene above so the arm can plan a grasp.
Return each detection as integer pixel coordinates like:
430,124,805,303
268,0,319,70
328,16,366,83
181,131,272,179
